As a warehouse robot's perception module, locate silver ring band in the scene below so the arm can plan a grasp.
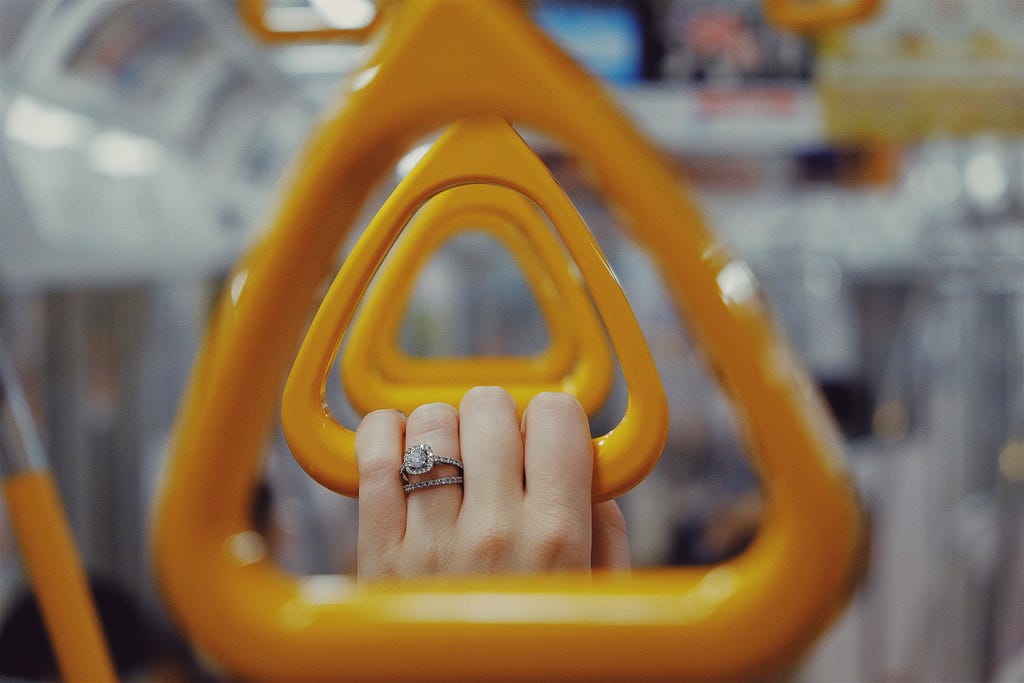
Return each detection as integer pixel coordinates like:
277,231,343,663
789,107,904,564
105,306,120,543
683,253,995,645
403,476,464,493
400,443,464,483
430,455,464,469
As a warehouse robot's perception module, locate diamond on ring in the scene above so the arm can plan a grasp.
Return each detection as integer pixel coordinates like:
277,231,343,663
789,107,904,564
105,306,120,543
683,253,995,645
400,443,464,483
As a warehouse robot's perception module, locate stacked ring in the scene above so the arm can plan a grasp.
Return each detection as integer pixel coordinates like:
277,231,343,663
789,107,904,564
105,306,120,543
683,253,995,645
403,476,464,494
400,443,464,492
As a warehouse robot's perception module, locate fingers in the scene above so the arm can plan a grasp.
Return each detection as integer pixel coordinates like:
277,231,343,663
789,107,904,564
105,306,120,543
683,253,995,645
592,500,631,570
356,389,630,579
458,386,524,515
404,402,462,536
355,409,407,556
522,392,593,513
521,393,593,568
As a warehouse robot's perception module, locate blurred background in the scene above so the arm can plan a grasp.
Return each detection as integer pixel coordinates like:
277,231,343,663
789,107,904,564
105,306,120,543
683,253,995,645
0,0,1021,680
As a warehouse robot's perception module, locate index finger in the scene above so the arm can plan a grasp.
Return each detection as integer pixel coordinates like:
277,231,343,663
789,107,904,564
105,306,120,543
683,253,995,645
355,409,407,552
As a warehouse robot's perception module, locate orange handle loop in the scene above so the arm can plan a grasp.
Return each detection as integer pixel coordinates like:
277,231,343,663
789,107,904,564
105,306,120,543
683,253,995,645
341,183,614,416
154,2,866,680
762,0,882,32
283,118,667,501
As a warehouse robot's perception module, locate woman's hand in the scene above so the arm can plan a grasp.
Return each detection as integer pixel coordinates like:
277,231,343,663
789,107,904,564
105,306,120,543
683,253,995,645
355,386,630,579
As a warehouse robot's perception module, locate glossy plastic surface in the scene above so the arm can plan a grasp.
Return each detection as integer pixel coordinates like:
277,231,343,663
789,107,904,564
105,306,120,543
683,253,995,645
154,1,867,680
341,183,614,416
762,0,882,32
283,119,663,499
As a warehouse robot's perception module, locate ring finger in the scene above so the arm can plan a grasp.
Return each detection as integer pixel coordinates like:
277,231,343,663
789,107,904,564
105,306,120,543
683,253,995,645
403,402,463,536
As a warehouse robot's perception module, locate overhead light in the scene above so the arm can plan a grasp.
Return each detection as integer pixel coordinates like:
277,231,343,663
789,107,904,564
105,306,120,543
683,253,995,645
5,95,91,150
310,0,375,29
265,0,375,32
88,128,165,177
964,148,1009,207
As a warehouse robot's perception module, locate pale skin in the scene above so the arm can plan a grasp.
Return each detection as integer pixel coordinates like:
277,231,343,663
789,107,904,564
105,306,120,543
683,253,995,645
355,386,631,579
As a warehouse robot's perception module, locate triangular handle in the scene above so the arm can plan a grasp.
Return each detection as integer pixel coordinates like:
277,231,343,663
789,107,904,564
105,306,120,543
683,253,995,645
156,3,865,679
282,117,668,500
342,183,614,416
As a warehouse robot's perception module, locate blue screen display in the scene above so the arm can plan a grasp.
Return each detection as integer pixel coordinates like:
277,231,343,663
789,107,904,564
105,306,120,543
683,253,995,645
533,2,646,84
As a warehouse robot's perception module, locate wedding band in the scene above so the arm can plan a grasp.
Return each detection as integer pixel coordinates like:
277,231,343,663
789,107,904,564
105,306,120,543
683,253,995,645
400,443,464,483
403,476,464,494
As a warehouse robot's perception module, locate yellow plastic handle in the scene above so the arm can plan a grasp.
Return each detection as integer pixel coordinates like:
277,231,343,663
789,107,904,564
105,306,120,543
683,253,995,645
239,0,385,43
762,0,882,32
283,118,668,500
154,2,866,680
2,473,117,683
348,184,598,382
342,183,614,416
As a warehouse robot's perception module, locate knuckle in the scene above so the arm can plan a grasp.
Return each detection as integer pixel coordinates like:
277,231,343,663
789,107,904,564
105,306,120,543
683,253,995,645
468,526,517,566
408,548,444,575
461,385,516,412
355,409,404,443
355,445,400,480
358,545,402,579
401,532,458,576
407,402,457,435
354,411,405,476
600,502,628,537
363,408,405,422
528,507,587,565
527,392,583,422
